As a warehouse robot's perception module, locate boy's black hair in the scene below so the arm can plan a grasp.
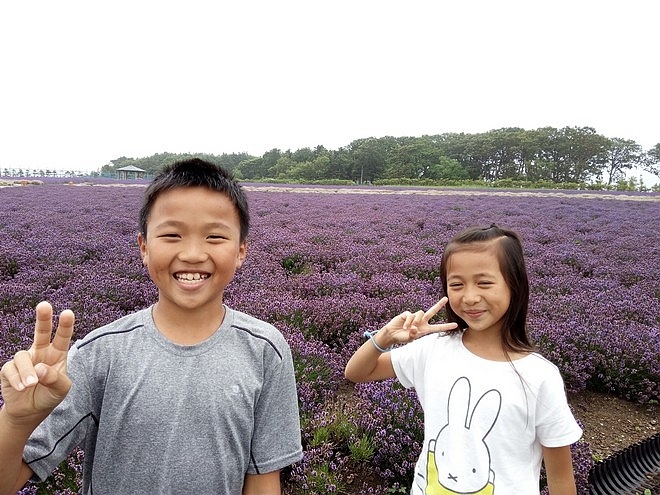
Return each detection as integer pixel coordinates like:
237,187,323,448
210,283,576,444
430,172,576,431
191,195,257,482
440,224,534,354
138,158,250,242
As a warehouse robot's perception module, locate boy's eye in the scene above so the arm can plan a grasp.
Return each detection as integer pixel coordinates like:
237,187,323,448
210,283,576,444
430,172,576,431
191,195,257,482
158,233,180,238
208,235,227,240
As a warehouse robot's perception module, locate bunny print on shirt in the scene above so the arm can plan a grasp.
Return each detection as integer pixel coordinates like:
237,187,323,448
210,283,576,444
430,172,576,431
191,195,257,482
424,377,501,495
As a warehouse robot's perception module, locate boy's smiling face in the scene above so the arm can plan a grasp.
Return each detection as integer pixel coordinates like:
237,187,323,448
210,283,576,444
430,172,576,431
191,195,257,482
138,186,247,319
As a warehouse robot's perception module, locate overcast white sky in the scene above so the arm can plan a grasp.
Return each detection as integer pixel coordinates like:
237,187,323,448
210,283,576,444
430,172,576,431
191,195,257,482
0,0,658,173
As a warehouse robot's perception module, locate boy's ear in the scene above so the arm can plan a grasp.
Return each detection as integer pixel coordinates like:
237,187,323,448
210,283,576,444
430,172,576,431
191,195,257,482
137,233,148,266
236,240,248,268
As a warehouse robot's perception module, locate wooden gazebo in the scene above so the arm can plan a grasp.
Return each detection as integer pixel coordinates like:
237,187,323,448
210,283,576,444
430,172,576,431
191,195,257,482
116,165,147,179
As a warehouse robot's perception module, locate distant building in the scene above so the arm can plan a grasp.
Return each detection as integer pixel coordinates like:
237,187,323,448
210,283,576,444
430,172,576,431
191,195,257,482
116,165,147,179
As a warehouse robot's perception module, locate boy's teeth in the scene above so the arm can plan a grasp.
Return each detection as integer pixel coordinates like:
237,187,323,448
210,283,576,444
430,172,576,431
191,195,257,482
176,273,206,281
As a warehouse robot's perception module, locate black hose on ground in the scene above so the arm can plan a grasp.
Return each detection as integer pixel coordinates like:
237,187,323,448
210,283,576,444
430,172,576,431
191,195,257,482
588,432,660,495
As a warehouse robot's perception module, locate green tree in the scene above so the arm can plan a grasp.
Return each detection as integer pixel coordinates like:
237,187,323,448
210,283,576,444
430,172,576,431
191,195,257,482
564,127,609,182
432,133,484,180
326,147,354,180
289,156,331,181
517,129,545,180
384,138,448,179
474,128,527,181
601,138,643,185
291,147,315,163
434,159,470,180
235,157,267,180
536,126,608,183
261,149,283,178
269,156,297,179
236,149,282,180
349,138,388,183
216,152,254,172
643,143,660,177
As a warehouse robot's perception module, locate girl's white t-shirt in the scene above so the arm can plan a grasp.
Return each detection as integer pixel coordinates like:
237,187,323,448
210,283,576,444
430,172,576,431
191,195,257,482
391,332,582,495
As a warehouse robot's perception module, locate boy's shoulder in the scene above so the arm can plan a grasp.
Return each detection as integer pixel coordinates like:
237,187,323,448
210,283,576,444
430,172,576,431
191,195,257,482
71,306,291,355
227,307,282,335
226,307,289,349
73,307,151,350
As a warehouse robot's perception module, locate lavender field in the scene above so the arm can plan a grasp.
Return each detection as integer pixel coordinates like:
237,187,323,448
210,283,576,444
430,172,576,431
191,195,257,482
1,183,658,494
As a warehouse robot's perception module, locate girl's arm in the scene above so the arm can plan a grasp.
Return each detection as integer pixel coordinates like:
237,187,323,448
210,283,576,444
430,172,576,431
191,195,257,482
344,335,396,383
345,298,457,383
542,445,577,495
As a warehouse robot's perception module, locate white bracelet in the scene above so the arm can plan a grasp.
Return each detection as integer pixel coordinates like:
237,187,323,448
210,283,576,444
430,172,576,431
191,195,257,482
363,330,392,353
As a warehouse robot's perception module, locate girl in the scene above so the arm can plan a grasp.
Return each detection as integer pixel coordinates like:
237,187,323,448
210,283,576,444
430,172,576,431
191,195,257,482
345,225,582,495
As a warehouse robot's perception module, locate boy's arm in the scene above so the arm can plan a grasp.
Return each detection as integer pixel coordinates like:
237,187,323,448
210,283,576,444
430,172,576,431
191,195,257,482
542,445,577,495
344,297,457,383
0,408,35,495
242,471,281,495
0,302,75,495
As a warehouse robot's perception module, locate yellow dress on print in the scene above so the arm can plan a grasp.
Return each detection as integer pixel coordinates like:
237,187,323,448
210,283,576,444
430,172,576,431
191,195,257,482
425,449,495,495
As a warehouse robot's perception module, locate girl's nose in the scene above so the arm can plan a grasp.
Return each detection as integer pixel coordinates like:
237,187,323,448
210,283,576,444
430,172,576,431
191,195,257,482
463,287,481,304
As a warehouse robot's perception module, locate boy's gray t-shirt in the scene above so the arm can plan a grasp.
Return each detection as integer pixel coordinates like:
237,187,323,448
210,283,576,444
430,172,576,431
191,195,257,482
24,306,303,494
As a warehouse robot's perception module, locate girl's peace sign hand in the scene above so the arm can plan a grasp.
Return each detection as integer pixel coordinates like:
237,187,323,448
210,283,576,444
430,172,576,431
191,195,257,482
383,297,458,345
0,301,75,424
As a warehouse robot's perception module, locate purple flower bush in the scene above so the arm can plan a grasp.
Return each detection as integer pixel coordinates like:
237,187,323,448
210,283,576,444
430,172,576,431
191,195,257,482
1,183,658,494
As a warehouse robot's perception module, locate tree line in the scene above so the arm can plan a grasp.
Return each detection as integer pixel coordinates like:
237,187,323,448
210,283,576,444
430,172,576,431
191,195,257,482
102,126,660,189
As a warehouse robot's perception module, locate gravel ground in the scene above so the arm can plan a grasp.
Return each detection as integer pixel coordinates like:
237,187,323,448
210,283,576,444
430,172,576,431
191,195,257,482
569,391,658,459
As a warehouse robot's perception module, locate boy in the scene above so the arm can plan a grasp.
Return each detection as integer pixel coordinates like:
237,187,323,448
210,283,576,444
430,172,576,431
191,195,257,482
0,158,303,494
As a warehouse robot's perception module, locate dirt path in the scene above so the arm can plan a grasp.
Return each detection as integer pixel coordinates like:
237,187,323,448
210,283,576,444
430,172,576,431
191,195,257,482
243,184,660,201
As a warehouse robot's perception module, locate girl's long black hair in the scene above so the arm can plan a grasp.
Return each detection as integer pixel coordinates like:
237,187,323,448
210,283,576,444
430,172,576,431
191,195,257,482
440,224,535,354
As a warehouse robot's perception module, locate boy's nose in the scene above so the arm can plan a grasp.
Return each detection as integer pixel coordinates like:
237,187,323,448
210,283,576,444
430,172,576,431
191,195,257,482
178,241,208,262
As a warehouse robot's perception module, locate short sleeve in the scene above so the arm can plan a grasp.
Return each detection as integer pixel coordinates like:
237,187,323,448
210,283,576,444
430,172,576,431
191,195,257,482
535,368,583,447
24,344,94,481
247,340,303,474
391,333,436,389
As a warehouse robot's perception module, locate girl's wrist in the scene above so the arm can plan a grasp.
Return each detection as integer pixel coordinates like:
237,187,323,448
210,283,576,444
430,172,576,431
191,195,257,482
363,329,393,353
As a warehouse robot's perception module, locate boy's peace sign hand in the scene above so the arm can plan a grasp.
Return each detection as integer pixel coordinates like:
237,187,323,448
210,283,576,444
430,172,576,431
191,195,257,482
0,301,74,424
383,297,458,345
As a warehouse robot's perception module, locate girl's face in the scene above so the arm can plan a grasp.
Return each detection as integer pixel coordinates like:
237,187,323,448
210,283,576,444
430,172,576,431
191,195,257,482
445,246,511,338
